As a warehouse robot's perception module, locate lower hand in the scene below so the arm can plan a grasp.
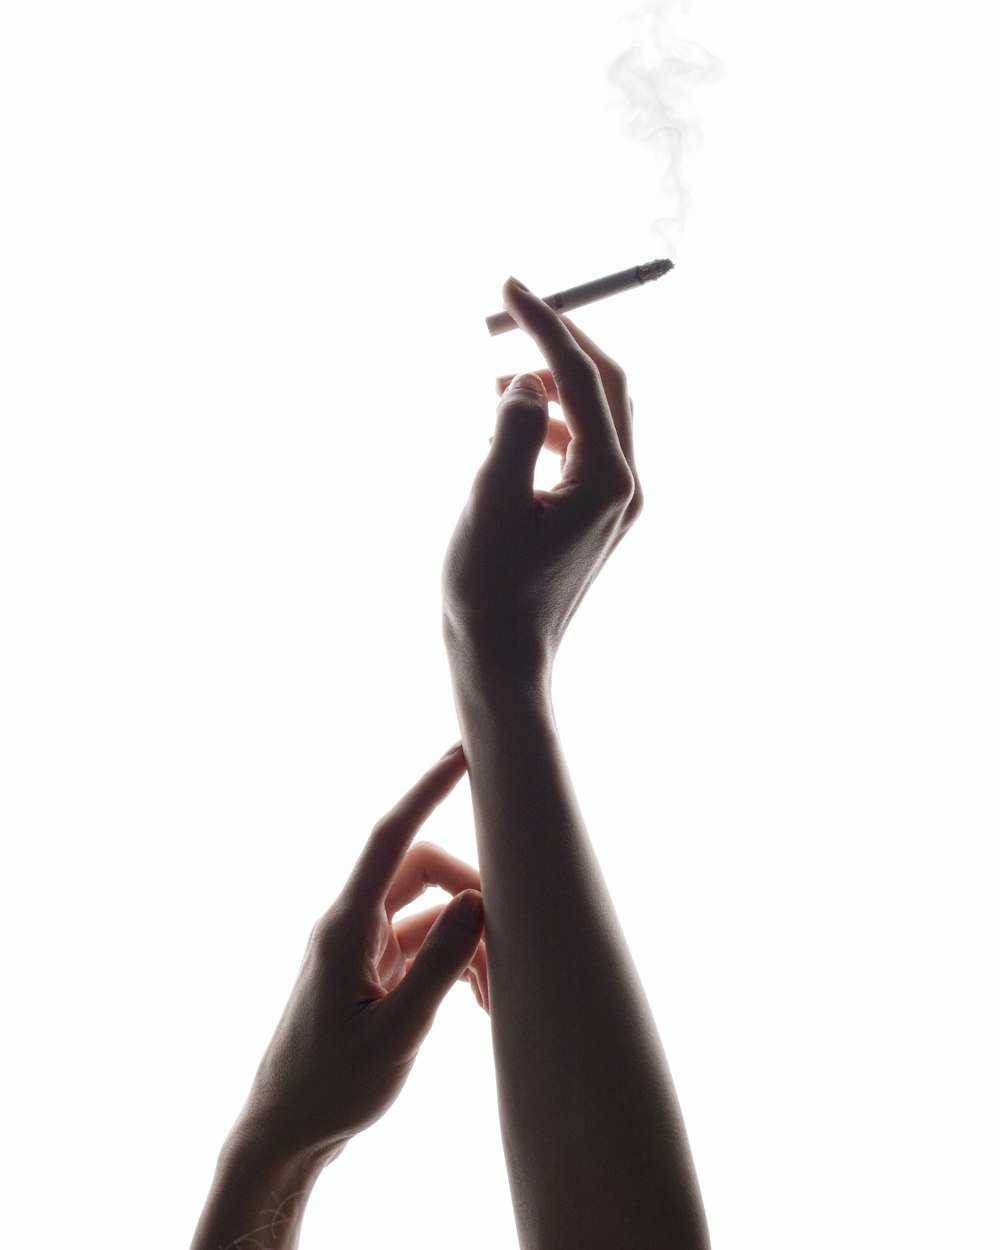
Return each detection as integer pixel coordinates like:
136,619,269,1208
228,745,487,1172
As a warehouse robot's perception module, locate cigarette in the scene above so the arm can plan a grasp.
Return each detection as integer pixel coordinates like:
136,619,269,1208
485,259,674,336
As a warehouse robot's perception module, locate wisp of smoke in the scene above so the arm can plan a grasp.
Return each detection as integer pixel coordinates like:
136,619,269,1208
608,0,725,258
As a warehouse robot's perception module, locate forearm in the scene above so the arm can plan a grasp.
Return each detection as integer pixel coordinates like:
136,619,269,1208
190,1126,331,1250
452,661,709,1250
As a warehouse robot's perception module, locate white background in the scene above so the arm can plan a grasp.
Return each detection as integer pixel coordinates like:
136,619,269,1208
1,2,997,1247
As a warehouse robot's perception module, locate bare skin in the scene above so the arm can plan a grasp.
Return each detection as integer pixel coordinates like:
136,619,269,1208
191,277,708,1250
190,746,488,1250
442,278,710,1250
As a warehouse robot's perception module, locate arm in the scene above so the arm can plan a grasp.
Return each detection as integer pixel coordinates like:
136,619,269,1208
190,748,489,1250
443,279,710,1250
451,680,706,1250
190,1133,328,1250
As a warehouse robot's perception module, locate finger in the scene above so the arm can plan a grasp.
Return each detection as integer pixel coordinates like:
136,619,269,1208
413,950,489,1013
341,745,467,913
502,279,621,456
394,903,450,955
495,375,570,453
404,938,490,1013
482,373,550,499
380,890,486,1048
396,905,489,1010
495,374,572,474
393,898,484,958
468,937,490,1013
496,370,559,404
559,318,643,527
559,316,637,471
385,841,482,918
543,418,571,464
488,423,568,465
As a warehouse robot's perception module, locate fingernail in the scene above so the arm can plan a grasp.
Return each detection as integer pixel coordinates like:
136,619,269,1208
442,741,463,758
507,276,529,292
456,891,484,931
507,373,545,397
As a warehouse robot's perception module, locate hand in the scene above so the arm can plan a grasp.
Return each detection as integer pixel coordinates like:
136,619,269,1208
442,277,642,680
229,745,488,1173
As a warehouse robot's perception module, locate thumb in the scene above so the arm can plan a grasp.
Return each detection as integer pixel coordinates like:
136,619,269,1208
483,374,548,496
382,890,485,1049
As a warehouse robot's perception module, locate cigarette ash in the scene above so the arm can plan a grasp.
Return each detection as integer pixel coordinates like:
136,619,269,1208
608,0,725,258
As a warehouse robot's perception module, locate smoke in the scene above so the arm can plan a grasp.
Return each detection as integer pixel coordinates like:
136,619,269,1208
608,0,725,258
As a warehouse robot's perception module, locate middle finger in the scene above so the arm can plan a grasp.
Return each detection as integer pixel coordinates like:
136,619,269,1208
560,315,637,473
384,841,482,919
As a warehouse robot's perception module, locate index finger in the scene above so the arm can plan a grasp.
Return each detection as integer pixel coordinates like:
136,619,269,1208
341,745,467,912
502,278,621,453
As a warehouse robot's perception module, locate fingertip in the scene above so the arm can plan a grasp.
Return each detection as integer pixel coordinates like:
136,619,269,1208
502,276,533,312
455,888,485,933
438,742,467,774
503,372,547,401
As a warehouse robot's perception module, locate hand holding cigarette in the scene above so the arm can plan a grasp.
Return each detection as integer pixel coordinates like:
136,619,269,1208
485,258,673,335
445,276,643,675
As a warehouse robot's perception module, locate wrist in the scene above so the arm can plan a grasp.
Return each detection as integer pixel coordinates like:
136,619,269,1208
443,612,553,699
219,1121,338,1182
191,1127,334,1250
448,656,556,742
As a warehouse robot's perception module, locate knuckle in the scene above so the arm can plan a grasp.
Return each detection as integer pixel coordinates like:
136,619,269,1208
308,897,362,962
369,814,395,842
499,389,545,412
308,912,338,957
498,377,548,411
404,840,435,870
605,460,635,508
627,479,645,523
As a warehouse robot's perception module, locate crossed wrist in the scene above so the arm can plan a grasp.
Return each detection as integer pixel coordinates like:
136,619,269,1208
222,1107,348,1179
191,1129,331,1250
